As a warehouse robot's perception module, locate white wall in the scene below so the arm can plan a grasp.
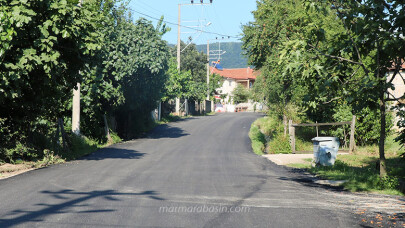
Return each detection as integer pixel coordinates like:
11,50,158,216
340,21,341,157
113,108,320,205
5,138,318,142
216,78,237,104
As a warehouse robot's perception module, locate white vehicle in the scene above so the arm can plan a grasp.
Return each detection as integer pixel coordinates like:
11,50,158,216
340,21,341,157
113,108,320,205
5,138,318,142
215,103,225,112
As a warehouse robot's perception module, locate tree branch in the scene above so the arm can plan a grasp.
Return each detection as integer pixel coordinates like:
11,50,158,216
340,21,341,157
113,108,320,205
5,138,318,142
385,90,404,103
333,1,370,76
322,96,342,104
308,43,363,65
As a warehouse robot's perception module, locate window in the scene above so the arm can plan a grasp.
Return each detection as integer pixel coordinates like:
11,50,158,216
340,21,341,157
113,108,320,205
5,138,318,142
229,80,232,86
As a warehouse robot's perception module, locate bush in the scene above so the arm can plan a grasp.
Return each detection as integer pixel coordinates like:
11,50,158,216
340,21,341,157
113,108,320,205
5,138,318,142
233,84,250,104
3,142,37,164
249,124,266,155
57,134,99,161
254,116,281,137
267,134,291,154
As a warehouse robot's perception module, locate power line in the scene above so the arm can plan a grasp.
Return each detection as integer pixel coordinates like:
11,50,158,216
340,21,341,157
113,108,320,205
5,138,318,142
129,9,241,39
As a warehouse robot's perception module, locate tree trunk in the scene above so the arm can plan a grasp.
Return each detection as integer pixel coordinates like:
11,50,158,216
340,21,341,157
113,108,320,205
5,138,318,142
379,89,387,177
58,118,68,149
103,114,112,143
283,114,287,136
376,39,387,177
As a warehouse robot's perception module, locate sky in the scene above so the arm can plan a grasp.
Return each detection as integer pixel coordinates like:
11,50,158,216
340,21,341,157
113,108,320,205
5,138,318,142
128,0,258,45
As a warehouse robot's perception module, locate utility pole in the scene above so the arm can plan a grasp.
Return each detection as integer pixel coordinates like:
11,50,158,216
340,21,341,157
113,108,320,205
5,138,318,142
72,0,83,135
206,40,210,100
176,0,213,115
175,3,181,116
177,3,181,71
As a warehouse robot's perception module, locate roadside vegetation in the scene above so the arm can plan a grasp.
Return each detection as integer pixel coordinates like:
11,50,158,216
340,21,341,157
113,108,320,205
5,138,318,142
243,0,405,184
250,112,405,195
288,135,405,195
0,0,221,168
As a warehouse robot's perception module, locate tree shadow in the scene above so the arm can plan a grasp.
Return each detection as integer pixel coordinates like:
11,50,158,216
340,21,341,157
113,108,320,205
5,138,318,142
147,124,190,139
0,189,165,227
81,147,146,161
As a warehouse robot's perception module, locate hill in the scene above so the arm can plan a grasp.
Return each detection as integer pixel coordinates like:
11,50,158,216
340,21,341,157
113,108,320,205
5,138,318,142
196,42,249,69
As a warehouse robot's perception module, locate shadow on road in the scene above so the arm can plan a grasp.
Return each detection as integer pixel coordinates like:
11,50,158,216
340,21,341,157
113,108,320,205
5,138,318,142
0,189,165,227
147,124,189,139
277,167,347,192
81,148,146,161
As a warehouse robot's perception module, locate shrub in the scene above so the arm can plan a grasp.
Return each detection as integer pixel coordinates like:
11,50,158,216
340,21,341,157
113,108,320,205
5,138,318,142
254,116,281,137
267,134,291,154
249,124,266,155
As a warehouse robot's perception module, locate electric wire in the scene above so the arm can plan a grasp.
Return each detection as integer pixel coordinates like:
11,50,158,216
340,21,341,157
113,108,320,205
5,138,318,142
129,8,241,39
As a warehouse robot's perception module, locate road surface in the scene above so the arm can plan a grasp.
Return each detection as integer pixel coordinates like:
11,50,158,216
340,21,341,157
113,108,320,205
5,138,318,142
0,113,369,227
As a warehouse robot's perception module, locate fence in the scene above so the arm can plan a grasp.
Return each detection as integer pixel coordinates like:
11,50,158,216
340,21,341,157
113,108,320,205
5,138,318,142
288,115,356,153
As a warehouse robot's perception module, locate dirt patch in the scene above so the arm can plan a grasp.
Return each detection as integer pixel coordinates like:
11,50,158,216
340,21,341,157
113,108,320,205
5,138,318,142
263,154,313,165
0,163,35,180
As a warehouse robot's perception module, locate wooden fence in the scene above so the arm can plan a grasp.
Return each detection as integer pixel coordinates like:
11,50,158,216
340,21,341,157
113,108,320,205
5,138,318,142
288,115,356,153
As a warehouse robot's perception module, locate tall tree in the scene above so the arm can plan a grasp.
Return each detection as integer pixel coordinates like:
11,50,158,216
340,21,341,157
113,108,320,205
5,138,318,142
0,0,102,160
244,0,405,176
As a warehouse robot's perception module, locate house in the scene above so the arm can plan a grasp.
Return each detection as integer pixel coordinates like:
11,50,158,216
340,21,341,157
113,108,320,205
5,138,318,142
387,62,405,100
210,66,260,105
386,61,405,130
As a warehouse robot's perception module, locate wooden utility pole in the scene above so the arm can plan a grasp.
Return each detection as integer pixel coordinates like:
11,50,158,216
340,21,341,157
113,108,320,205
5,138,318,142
349,115,356,153
289,120,295,153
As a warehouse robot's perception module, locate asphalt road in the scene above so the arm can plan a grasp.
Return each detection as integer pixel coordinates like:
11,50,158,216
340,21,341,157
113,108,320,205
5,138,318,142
0,113,363,227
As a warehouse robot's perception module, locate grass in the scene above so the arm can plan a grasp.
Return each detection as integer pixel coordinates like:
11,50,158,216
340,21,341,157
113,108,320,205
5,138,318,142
249,121,266,155
287,138,405,196
251,115,405,195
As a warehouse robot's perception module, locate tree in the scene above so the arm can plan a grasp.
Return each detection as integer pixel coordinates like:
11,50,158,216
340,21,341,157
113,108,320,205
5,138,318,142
244,0,405,177
0,0,102,160
232,84,250,104
242,0,312,133
0,0,172,161
279,0,405,177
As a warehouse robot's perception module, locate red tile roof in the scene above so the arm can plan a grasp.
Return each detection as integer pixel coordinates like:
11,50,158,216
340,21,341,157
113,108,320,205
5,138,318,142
210,67,260,80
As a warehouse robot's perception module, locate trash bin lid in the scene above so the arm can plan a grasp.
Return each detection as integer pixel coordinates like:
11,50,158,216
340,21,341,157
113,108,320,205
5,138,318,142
311,137,337,142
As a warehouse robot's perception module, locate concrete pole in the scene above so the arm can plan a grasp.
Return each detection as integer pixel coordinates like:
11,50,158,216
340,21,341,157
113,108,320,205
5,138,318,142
185,98,188,116
72,83,80,135
206,40,210,100
175,98,180,116
177,4,181,71
175,4,181,115
72,0,83,135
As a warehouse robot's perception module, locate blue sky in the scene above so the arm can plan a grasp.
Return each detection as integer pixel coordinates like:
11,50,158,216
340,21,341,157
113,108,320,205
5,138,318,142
128,0,257,45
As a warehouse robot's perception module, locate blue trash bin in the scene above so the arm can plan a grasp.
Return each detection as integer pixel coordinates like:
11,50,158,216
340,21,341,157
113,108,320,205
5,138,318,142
311,137,340,166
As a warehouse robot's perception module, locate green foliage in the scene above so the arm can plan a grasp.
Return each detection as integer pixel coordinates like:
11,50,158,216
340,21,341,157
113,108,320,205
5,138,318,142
242,0,405,176
249,123,266,155
173,41,207,84
163,58,193,100
165,41,221,104
267,134,291,154
209,73,224,99
308,158,403,195
59,134,98,161
253,116,281,137
0,0,171,161
0,0,102,161
232,84,250,104
355,108,394,146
